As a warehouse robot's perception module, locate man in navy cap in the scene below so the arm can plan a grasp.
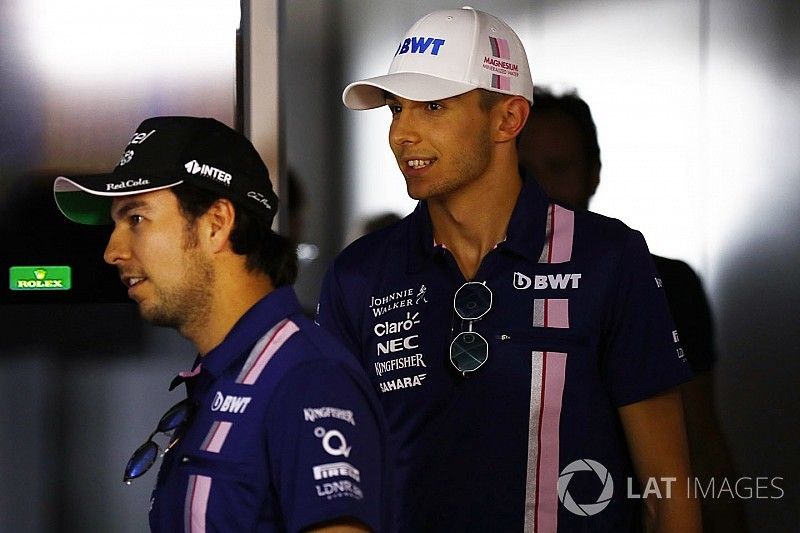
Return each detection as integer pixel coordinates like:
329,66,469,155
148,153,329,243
55,116,389,532
318,7,701,532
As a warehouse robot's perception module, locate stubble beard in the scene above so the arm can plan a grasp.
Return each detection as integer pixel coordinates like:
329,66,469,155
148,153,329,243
404,126,493,201
139,229,215,334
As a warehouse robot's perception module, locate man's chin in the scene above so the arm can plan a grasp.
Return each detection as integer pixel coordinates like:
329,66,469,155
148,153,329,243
138,304,180,329
404,180,429,201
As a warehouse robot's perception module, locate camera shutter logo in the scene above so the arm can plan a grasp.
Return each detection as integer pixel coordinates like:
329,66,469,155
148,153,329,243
557,459,614,516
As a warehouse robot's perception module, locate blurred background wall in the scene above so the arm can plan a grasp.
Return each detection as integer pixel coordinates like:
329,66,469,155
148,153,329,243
1,0,798,531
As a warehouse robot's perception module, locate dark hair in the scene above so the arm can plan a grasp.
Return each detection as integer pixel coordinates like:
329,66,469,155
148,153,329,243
529,86,601,170
170,183,298,286
477,89,509,112
477,89,530,147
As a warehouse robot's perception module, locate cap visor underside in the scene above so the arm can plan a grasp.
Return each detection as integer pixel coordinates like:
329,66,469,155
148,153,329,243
342,73,477,109
53,175,182,225
54,191,115,225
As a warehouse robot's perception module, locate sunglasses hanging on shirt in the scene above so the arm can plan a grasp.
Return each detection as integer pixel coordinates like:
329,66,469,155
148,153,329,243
123,398,193,484
449,281,493,375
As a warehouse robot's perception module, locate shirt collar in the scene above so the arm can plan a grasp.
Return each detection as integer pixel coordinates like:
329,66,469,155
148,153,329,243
170,286,303,389
407,201,437,273
500,172,550,262
406,173,550,272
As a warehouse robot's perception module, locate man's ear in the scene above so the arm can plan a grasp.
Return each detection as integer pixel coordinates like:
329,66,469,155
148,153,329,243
201,198,236,253
494,96,530,143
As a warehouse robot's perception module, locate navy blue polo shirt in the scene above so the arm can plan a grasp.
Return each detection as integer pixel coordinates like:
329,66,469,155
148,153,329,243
148,286,389,533
317,177,691,532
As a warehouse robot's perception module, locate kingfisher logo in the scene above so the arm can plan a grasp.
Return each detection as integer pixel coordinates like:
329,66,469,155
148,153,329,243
10,266,71,291
395,36,446,56
185,160,232,186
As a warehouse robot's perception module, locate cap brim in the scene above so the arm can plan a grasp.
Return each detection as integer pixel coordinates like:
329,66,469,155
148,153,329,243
53,175,183,225
342,72,477,110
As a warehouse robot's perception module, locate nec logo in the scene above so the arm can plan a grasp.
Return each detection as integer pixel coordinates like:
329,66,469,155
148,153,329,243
514,272,582,290
211,391,251,414
395,37,446,56
377,334,419,356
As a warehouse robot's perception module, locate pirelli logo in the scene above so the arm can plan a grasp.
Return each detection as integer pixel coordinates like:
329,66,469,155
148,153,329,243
313,462,360,483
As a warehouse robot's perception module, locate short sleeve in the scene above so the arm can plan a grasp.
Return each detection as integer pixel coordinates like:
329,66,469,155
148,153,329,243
602,231,693,406
266,360,385,533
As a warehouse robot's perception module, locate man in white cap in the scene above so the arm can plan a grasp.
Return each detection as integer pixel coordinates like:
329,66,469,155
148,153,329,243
318,7,701,532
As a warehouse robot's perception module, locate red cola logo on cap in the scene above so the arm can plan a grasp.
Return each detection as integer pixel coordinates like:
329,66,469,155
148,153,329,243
106,178,150,191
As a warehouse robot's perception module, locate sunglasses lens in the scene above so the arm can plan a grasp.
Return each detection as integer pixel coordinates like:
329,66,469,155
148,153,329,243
454,283,492,320
450,331,489,374
158,400,191,433
124,441,159,482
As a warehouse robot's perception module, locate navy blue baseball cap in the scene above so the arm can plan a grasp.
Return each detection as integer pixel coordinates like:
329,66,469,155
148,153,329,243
53,116,278,225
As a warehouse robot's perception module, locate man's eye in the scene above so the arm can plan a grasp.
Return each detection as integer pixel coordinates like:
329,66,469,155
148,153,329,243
427,102,442,111
130,214,144,226
388,104,401,115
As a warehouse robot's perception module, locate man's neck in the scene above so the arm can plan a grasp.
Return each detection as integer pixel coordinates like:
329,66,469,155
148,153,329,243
184,270,274,356
428,166,522,280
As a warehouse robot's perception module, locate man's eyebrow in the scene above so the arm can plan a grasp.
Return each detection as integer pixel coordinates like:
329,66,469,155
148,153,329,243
111,199,148,221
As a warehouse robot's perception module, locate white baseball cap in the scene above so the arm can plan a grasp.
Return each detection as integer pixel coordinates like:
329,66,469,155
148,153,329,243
343,6,533,110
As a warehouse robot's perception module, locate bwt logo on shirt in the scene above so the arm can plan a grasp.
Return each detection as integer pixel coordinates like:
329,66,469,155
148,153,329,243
514,272,582,290
211,391,252,413
395,36,446,56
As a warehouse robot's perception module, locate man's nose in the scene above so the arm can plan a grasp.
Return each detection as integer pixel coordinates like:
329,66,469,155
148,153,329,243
103,226,130,265
390,110,421,147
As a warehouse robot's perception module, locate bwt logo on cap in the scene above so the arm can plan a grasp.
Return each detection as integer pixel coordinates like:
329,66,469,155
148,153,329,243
185,160,232,186
395,36,446,56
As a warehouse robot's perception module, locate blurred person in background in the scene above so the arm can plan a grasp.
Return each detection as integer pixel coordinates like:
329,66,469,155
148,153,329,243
519,86,747,532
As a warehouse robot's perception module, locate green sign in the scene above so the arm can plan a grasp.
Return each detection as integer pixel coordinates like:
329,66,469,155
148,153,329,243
9,266,72,291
